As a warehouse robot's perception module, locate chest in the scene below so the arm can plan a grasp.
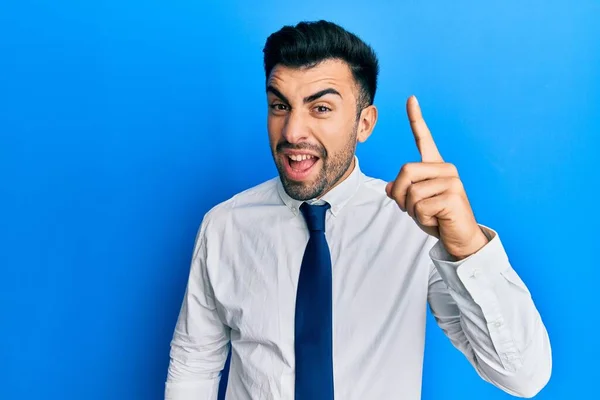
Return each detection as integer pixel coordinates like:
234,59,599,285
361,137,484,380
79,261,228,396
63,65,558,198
206,215,431,346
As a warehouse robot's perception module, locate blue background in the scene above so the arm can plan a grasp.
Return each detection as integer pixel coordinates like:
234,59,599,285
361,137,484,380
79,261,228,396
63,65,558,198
1,0,598,399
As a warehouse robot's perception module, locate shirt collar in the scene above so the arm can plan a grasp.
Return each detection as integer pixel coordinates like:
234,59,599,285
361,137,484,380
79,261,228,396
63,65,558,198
276,155,363,217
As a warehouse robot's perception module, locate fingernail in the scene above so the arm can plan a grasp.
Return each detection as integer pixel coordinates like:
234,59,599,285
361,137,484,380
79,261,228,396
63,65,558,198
413,95,418,104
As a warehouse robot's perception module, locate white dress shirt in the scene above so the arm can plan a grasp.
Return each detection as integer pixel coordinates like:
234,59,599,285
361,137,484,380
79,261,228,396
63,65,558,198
165,156,551,400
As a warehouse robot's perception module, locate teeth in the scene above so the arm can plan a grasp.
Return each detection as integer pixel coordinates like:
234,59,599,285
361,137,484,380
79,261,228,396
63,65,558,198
289,154,314,161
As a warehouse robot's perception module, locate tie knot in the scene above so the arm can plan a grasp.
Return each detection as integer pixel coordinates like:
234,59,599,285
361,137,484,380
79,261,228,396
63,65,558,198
300,202,330,232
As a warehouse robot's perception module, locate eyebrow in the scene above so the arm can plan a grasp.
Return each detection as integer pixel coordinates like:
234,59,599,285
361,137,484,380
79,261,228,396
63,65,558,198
266,85,342,105
303,88,342,103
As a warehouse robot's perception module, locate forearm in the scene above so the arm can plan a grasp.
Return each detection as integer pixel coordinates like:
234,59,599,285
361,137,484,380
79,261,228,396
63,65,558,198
428,226,552,397
165,370,220,400
165,333,228,400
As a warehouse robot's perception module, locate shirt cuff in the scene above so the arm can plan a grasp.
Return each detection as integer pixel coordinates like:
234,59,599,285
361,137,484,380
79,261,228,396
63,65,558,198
428,225,509,297
429,225,496,264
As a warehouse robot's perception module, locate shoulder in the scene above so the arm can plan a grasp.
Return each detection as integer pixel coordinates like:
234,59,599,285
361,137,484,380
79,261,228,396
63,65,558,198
357,172,433,242
354,173,396,207
361,174,390,198
199,176,281,234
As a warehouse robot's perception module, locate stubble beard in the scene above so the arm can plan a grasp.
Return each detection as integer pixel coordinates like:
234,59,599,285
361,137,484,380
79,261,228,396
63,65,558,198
274,124,358,201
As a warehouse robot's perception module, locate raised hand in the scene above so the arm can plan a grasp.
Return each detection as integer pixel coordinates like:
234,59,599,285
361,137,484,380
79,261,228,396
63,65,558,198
385,96,489,260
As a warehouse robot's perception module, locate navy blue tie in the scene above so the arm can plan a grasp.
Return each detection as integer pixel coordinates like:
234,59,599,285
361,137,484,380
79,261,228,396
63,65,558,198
295,202,334,400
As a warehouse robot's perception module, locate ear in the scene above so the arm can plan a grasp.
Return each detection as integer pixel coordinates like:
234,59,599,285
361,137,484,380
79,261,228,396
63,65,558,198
356,105,378,143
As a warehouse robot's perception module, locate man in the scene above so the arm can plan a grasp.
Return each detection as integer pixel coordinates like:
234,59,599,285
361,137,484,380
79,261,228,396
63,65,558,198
165,20,551,400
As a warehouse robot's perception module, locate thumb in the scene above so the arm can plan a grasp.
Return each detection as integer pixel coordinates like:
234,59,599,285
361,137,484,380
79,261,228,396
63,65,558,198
385,181,393,198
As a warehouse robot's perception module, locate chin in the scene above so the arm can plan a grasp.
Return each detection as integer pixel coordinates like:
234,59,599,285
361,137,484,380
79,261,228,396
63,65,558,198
280,175,327,201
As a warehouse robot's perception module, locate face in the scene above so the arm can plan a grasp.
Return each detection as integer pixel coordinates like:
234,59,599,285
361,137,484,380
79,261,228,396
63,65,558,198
267,59,377,201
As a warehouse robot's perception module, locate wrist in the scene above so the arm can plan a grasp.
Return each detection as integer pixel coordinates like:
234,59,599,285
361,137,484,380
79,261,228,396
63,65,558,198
451,227,489,260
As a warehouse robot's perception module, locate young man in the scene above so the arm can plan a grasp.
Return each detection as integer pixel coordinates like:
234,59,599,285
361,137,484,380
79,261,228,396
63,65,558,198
165,20,551,400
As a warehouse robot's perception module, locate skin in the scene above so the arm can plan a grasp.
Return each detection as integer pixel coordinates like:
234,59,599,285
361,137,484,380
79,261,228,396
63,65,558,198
266,59,377,201
267,58,489,260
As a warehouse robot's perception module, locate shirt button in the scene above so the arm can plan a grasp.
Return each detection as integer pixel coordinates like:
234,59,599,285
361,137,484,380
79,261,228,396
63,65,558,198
494,321,503,328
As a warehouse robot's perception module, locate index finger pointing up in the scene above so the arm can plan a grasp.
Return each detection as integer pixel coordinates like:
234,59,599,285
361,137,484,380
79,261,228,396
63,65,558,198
407,96,443,163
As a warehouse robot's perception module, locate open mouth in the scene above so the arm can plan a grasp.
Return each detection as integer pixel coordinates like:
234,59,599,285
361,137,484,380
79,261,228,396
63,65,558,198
282,153,320,181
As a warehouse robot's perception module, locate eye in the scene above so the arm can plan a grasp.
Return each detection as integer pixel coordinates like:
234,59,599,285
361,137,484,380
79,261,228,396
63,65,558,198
270,103,289,112
314,105,332,114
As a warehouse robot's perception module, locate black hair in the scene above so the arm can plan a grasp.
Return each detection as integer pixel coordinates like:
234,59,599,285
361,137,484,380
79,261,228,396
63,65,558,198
263,20,379,112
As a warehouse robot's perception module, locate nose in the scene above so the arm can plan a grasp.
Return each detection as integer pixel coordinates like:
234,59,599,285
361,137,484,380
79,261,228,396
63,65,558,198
281,109,309,144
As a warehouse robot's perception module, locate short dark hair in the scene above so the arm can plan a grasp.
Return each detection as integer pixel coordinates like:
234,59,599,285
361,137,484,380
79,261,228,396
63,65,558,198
263,20,379,112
